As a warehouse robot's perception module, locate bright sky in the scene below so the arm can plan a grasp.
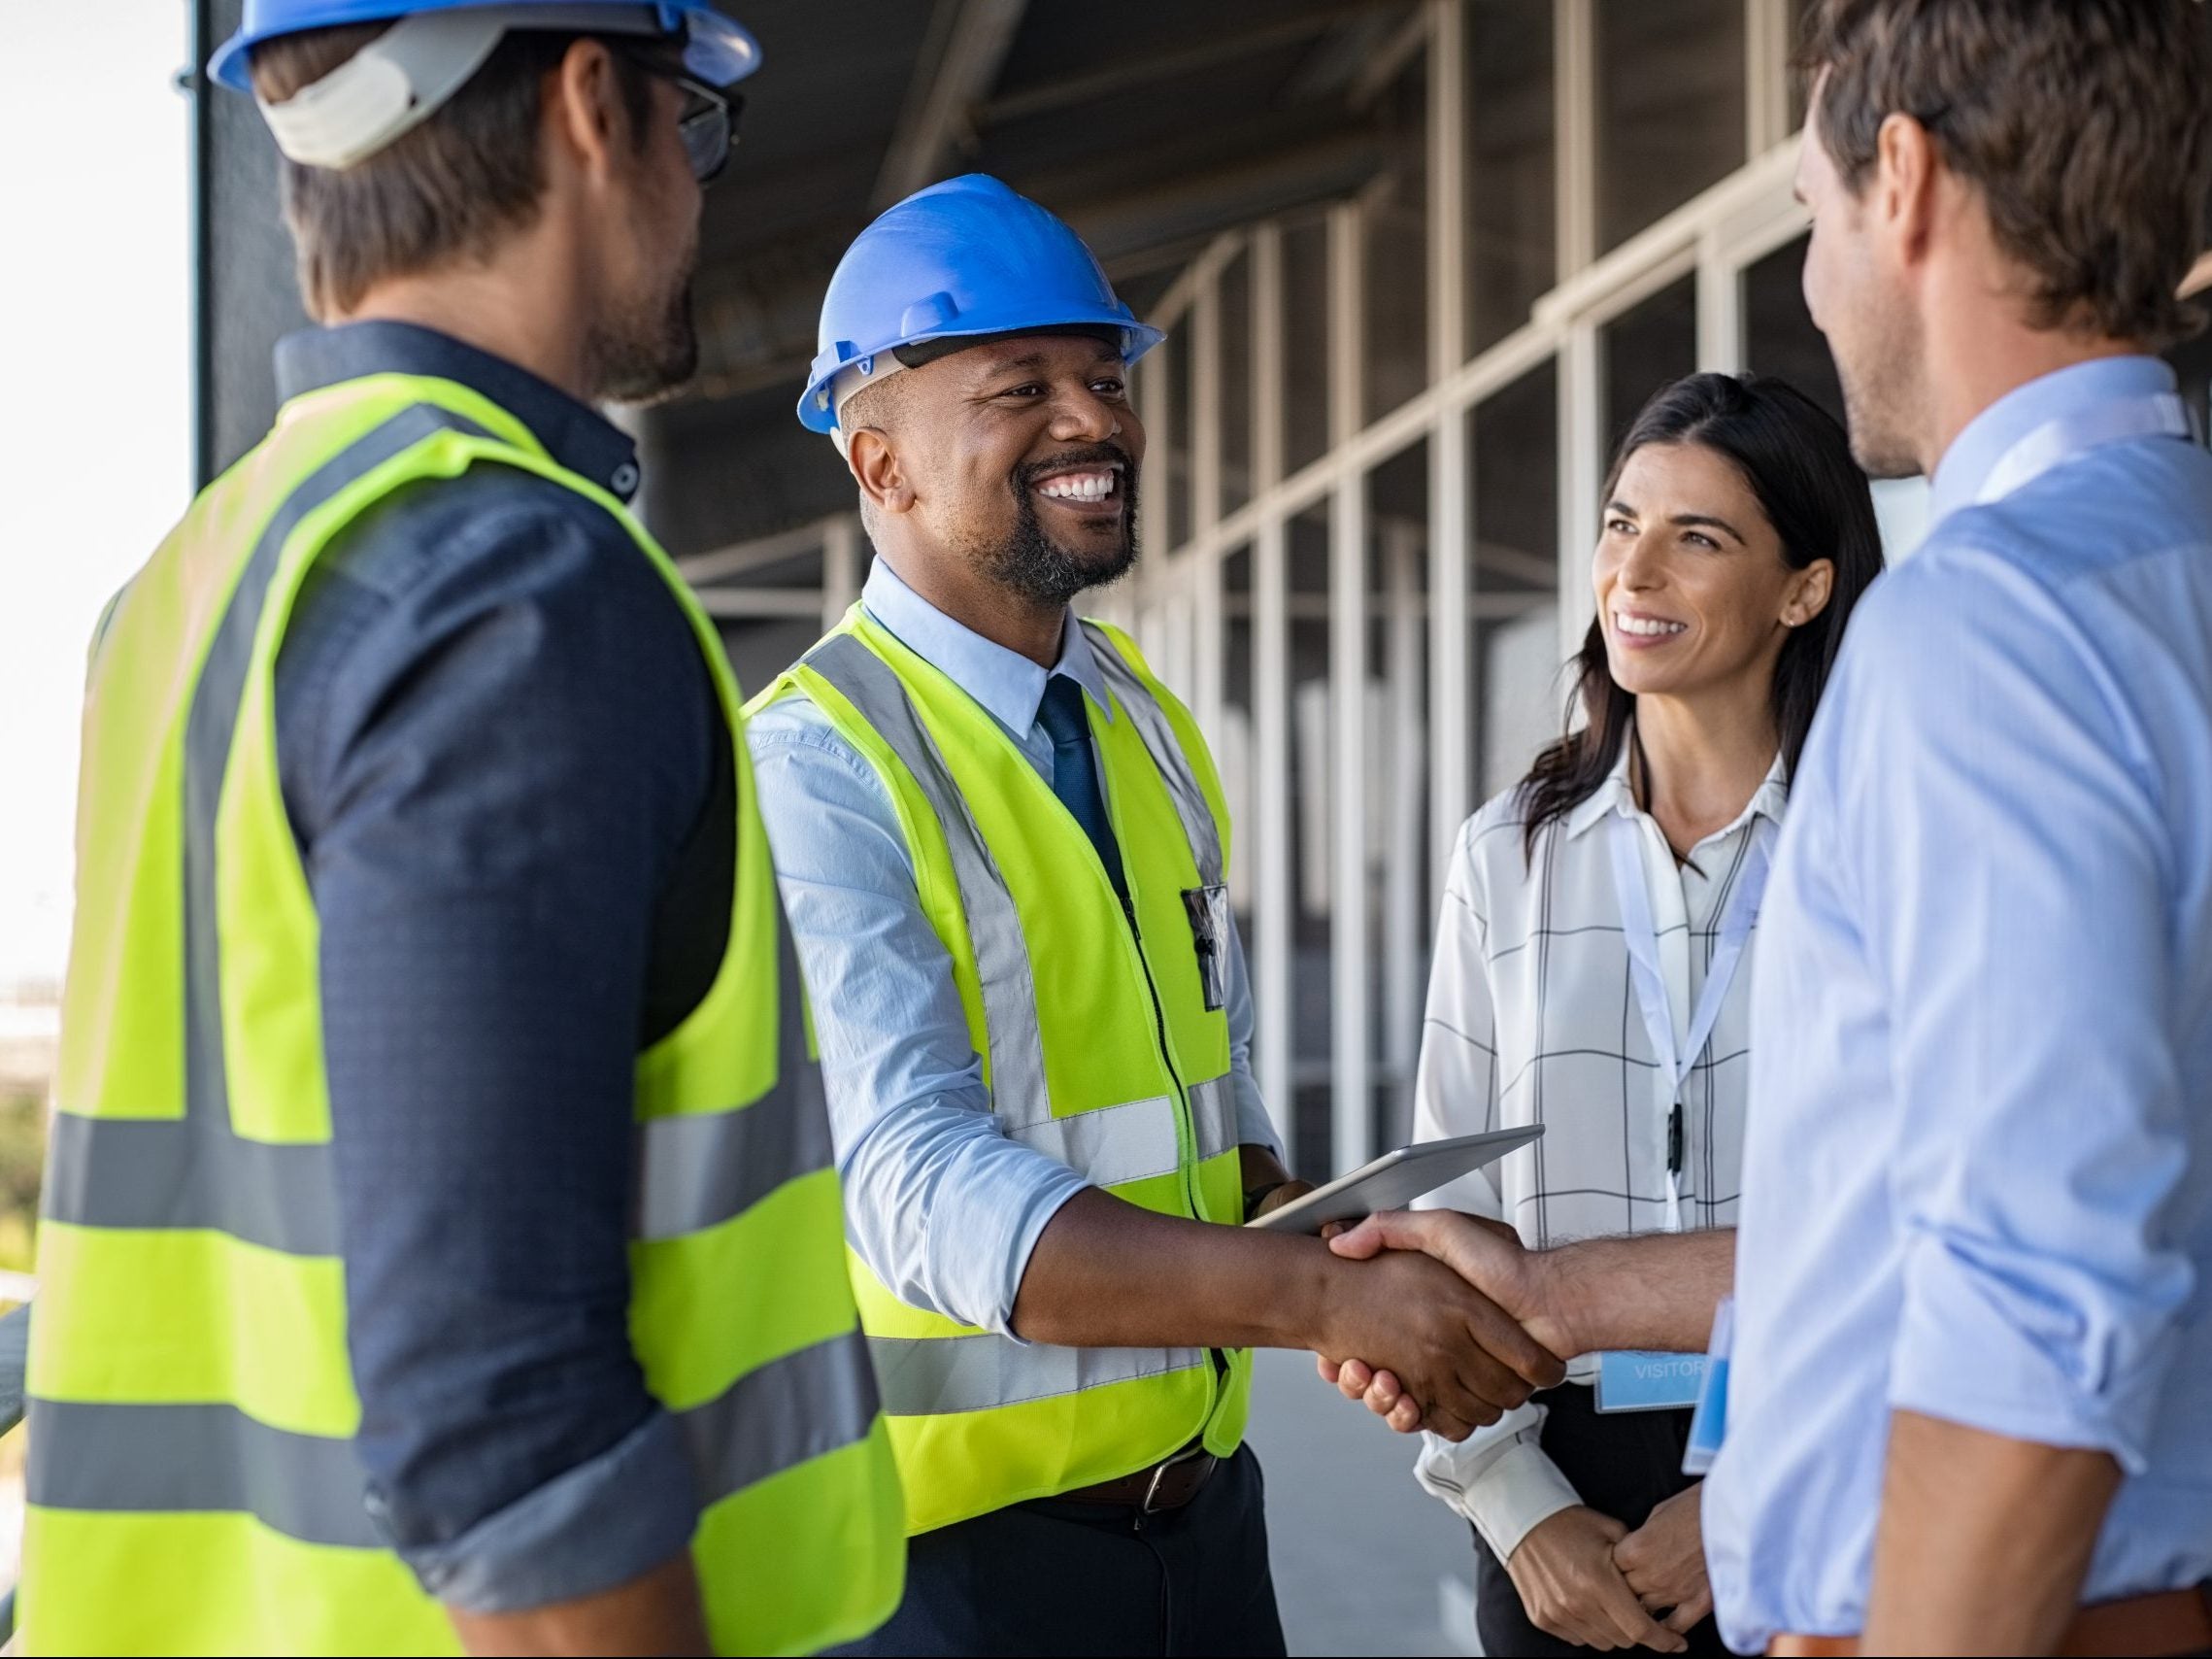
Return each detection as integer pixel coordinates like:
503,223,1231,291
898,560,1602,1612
0,5,192,989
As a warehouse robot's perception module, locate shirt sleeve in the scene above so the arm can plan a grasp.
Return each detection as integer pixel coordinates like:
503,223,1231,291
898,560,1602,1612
745,699,1089,1337
278,470,712,1609
1220,916,1285,1158
1847,552,2193,1474
1408,813,1580,1558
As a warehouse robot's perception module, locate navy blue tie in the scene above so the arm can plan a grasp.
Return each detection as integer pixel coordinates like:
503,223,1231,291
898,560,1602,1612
1035,676,1128,904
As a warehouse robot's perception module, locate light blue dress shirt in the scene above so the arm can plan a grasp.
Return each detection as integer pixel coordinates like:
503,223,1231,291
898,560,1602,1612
1705,356,2212,1650
748,559,1282,1338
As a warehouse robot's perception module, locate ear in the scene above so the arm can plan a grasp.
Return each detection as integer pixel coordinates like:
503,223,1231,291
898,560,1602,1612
847,427,918,518
1781,558,1835,628
1872,111,1939,265
545,38,628,186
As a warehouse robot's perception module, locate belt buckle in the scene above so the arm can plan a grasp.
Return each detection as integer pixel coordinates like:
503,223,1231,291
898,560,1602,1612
1140,1444,1200,1514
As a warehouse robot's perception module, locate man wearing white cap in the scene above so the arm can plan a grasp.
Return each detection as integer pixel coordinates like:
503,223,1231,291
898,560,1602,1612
20,7,902,1653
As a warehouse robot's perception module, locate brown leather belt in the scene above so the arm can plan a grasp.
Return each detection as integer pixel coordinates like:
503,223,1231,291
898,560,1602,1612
1051,1444,1219,1514
1768,1584,2212,1658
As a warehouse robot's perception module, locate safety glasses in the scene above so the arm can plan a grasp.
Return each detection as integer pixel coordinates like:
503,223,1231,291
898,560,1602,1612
671,79,739,185
607,39,742,184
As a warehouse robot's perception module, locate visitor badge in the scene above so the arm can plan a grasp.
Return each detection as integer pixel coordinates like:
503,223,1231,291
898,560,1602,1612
1594,1350,1707,1413
1680,1296,1734,1475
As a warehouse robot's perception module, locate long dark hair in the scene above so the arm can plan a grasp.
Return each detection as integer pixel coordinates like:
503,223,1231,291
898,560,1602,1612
1519,372,1884,858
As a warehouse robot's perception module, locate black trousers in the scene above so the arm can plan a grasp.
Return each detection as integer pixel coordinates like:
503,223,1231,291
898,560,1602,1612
833,1444,1288,1658
1471,1382,1738,1657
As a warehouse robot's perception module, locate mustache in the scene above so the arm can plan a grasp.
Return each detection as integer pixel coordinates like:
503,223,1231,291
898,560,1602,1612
1013,441,1134,491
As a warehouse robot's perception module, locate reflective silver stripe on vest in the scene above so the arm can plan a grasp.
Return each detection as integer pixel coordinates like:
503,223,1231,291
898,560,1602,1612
1185,1072,1242,1164
26,1327,880,1545
24,1397,384,1550
631,920,833,1240
680,1325,882,1507
803,634,1054,1130
1009,1095,1181,1188
1081,623,1224,888
866,1333,1207,1417
45,403,495,1259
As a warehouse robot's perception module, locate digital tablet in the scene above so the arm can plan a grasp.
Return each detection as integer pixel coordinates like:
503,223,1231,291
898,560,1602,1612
1245,1127,1545,1235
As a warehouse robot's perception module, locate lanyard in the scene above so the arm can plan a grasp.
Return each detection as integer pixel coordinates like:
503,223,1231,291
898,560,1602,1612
1974,391,2194,505
1608,812,1771,1232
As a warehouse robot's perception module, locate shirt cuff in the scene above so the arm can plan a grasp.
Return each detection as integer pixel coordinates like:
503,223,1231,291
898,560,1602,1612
1230,1070,1284,1160
375,1407,698,1613
1888,1230,2178,1476
1414,1426,1582,1563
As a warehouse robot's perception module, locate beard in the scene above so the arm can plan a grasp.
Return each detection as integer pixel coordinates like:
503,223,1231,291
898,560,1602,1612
587,218,701,407
1832,303,1925,480
973,444,1142,610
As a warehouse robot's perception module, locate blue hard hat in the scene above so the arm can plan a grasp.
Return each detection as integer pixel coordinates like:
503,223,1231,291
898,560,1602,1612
208,1,758,93
798,173,1163,434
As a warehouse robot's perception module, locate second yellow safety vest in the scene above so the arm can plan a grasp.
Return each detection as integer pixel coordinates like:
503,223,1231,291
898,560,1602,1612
21,369,905,1655
761,605,1252,1535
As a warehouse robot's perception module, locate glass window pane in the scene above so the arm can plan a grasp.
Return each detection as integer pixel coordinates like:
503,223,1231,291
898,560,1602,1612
1289,504,1333,1177
1364,53,1429,423
1742,232,1845,427
1165,329,1193,549
1600,274,1697,457
1367,442,1431,1147
1221,250,1253,518
1595,0,1747,253
1471,359,1561,802
1467,0,1557,355
1284,216,1334,475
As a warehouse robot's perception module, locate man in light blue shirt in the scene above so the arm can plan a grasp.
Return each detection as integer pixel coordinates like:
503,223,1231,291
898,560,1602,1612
1324,4,2212,1652
749,176,1562,1658
749,556,1283,1343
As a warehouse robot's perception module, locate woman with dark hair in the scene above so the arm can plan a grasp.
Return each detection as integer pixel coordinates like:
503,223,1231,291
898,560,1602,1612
1402,373,1882,1656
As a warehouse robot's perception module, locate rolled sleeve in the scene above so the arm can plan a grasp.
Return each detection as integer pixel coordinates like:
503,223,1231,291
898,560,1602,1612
392,1410,699,1613
1220,919,1284,1158
1855,555,2194,1473
748,701,1090,1337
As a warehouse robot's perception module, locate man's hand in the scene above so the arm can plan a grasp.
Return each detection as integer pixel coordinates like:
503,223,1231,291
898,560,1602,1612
1314,1209,1558,1432
1312,1246,1565,1439
1505,1507,1689,1653
1613,1484,1712,1636
1246,1179,1314,1222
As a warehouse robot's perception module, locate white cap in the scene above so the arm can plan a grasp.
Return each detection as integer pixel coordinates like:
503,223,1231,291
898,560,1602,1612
257,3,669,170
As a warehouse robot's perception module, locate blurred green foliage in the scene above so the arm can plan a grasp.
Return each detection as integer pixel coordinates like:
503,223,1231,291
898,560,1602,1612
0,1086,44,1273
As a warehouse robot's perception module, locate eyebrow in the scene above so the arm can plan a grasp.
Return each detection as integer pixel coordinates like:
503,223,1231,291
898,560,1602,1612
980,345,1124,380
1605,500,1749,546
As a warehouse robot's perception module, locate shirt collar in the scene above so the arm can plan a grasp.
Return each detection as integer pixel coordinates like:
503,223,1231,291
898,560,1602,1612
1563,733,1790,842
860,557,1115,734
1928,355,2178,526
272,322,643,504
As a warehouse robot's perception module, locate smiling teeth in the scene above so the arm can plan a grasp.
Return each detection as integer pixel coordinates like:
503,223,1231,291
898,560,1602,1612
1038,471,1116,501
1615,613,1687,637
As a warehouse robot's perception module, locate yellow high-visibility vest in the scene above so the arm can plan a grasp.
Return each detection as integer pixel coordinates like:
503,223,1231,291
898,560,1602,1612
759,606,1251,1536
22,370,904,1656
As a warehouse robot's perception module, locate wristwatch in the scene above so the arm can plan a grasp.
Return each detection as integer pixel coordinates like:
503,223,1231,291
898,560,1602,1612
1242,1180,1293,1223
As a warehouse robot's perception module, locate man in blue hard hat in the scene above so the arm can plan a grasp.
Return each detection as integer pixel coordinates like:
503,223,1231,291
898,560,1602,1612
18,5,904,1655
746,174,1565,1657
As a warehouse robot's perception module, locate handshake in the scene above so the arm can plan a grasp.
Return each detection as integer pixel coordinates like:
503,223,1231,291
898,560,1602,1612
1301,1208,1584,1440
